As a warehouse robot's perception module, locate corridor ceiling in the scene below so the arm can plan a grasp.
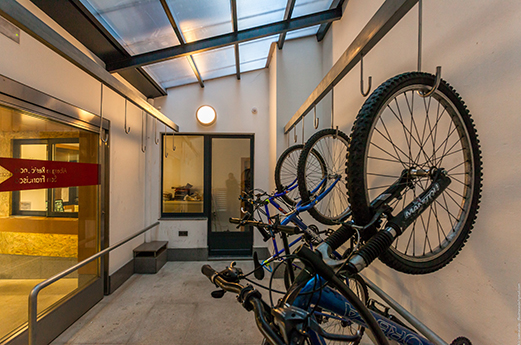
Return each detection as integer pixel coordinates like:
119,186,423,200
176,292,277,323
30,0,344,98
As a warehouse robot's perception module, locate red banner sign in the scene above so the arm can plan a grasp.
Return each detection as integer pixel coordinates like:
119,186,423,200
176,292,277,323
0,158,99,192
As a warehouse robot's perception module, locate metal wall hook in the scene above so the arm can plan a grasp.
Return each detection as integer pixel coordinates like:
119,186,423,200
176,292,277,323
331,88,337,138
419,66,442,98
154,119,160,145
360,53,372,97
141,111,147,153
164,124,168,158
313,106,319,129
301,116,305,144
416,0,442,98
99,84,109,143
293,126,297,143
124,99,131,134
418,0,423,72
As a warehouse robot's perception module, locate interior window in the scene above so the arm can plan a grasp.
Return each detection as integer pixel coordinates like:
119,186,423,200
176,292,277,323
12,139,80,217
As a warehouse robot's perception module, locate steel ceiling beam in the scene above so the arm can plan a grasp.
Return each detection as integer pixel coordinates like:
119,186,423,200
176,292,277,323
0,0,178,131
107,7,342,72
316,0,345,42
230,0,240,80
277,0,296,49
159,0,204,88
285,0,419,133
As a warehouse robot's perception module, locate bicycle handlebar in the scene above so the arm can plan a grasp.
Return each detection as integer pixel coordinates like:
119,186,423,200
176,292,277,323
229,218,301,235
200,265,285,345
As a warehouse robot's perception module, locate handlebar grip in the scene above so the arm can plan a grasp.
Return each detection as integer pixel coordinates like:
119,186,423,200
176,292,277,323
229,218,241,224
346,227,397,274
273,224,300,235
201,265,216,279
325,224,355,250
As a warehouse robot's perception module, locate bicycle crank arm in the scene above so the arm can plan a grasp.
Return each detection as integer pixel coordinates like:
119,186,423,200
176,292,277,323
347,170,451,274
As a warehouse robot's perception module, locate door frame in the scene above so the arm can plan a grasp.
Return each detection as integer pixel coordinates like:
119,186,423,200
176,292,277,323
206,134,254,257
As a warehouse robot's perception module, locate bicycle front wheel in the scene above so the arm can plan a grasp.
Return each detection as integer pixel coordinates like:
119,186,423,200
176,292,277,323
347,72,482,274
275,144,304,206
297,128,351,225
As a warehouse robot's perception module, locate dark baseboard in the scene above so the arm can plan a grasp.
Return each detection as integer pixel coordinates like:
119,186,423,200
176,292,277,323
167,247,270,261
107,259,134,295
167,248,208,261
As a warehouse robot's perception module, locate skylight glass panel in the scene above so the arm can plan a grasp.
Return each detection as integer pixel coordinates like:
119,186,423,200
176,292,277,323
237,0,287,31
239,35,278,64
167,0,233,43
241,59,268,74
143,58,197,89
285,25,320,40
293,0,334,17
80,0,180,55
192,46,236,81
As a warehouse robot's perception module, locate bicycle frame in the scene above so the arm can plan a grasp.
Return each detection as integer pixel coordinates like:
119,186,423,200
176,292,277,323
260,175,342,270
292,276,435,345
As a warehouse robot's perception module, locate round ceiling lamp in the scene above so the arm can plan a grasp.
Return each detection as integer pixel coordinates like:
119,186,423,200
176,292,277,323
196,105,217,126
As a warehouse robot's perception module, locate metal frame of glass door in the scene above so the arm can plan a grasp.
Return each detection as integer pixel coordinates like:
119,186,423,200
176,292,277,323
0,74,109,345
207,134,254,257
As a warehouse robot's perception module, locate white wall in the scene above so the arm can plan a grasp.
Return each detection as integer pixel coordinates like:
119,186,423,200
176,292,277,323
276,0,518,343
0,4,148,275
152,70,271,249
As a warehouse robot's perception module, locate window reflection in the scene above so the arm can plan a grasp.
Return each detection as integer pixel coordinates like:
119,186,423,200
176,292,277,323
162,135,204,215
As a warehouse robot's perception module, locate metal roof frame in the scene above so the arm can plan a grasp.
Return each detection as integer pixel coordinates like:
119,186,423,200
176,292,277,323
277,0,297,49
158,0,204,88
107,7,343,73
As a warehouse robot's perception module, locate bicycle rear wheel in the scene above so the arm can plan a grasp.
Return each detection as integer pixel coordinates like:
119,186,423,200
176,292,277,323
297,128,351,225
318,274,368,345
347,72,482,274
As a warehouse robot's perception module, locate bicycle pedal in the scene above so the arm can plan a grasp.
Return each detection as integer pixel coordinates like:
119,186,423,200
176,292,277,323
253,252,265,280
211,289,226,298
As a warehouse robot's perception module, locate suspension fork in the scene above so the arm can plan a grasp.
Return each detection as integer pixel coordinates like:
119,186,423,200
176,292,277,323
347,169,452,274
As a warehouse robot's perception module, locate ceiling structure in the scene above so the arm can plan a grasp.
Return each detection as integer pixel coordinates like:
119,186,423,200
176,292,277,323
30,0,345,98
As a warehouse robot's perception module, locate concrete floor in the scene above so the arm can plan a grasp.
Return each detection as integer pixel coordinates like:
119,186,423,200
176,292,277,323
51,261,281,345
51,261,375,345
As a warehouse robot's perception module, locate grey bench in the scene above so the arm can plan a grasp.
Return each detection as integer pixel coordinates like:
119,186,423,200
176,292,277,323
133,241,168,274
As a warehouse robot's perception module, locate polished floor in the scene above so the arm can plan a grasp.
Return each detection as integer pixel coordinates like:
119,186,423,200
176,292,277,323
0,279,77,341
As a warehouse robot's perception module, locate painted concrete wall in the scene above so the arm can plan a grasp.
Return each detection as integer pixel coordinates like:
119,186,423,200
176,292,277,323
0,3,148,275
328,0,517,343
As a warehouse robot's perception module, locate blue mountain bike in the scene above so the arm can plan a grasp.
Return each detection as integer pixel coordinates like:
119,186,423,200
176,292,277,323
203,73,482,345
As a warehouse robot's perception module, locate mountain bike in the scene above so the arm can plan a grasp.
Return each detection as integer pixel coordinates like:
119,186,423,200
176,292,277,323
201,72,481,345
203,166,472,345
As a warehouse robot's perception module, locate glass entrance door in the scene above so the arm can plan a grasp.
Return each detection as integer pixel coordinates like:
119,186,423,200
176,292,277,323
0,103,102,344
208,136,253,257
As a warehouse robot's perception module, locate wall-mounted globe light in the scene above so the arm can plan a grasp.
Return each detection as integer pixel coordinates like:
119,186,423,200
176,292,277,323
196,105,216,126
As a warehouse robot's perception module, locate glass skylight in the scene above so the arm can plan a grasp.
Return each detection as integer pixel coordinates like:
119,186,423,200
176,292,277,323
192,46,236,81
237,0,287,31
80,0,180,55
167,0,233,42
